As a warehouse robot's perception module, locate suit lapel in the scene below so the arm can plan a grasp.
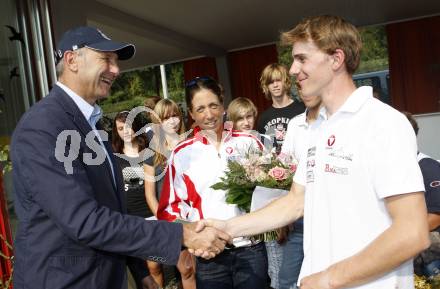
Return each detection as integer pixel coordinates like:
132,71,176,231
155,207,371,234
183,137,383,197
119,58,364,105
96,122,125,211
53,86,124,211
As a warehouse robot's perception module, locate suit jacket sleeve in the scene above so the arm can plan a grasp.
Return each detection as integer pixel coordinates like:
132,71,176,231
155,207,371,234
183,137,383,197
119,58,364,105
12,116,182,265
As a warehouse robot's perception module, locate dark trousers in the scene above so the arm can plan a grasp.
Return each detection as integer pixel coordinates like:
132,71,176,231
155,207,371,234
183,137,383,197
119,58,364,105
196,242,268,289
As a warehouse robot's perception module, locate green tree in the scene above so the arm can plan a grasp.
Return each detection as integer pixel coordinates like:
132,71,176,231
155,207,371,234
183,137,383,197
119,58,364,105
277,44,292,69
166,63,185,103
127,73,145,97
357,26,389,73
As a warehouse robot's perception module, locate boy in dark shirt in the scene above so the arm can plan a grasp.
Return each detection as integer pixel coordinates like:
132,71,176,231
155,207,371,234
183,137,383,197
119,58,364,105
257,63,305,154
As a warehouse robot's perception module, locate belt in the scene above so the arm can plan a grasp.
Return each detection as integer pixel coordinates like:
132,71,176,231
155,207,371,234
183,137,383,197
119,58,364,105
225,239,261,250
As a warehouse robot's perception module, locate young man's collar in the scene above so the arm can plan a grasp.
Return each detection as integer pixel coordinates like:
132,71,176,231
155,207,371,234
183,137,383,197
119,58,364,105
321,86,372,119
338,86,372,113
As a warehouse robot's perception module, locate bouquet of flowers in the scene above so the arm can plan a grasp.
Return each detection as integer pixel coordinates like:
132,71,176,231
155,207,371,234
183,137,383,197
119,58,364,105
211,149,297,213
211,149,297,241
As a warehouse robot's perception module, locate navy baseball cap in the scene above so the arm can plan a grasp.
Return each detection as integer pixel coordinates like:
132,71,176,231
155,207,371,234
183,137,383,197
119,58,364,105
55,26,135,64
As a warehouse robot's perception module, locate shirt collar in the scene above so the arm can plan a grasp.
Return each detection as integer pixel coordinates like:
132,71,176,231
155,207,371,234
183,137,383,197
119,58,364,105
319,86,372,119
296,110,308,127
318,106,329,120
338,86,372,113
56,82,102,126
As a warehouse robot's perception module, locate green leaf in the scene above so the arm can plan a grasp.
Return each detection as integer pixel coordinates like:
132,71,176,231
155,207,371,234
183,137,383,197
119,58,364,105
211,182,229,190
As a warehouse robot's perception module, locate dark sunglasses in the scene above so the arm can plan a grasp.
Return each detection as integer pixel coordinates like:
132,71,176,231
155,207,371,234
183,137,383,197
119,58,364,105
185,76,215,88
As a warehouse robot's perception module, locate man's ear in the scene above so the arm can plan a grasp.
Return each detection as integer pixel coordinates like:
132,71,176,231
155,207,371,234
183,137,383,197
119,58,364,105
331,49,346,71
63,51,79,72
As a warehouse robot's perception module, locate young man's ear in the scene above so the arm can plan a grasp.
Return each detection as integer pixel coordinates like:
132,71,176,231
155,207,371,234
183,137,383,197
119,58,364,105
331,49,346,71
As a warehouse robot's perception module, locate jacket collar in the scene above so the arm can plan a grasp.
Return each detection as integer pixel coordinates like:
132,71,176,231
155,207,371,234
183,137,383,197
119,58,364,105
51,84,95,138
56,82,102,127
192,124,236,145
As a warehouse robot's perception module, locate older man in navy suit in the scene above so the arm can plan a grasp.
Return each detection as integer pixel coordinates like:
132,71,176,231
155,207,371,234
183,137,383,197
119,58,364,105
10,26,229,289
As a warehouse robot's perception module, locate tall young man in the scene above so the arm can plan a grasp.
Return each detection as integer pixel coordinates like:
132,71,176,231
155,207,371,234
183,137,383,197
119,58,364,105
257,63,305,289
197,15,430,289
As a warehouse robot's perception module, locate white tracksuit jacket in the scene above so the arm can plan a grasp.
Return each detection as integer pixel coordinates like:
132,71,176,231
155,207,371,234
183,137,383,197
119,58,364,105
157,127,263,222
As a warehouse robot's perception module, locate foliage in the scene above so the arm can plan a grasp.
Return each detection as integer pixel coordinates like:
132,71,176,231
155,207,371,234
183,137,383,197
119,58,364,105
356,25,389,74
358,26,388,62
211,161,256,213
99,63,186,115
211,150,296,213
100,95,147,114
277,44,292,69
0,145,12,174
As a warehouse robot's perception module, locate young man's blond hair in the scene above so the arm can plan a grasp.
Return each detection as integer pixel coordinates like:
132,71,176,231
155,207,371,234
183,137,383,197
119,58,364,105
281,15,362,74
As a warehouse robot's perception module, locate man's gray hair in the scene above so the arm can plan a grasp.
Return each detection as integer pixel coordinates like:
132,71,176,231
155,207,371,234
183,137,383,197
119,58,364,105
56,61,64,78
55,48,86,78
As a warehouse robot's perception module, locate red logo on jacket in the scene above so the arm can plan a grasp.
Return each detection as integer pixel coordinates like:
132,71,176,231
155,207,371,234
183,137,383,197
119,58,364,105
225,147,234,154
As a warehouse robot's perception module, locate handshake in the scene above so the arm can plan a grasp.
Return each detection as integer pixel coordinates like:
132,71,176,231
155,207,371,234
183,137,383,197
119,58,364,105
182,219,232,259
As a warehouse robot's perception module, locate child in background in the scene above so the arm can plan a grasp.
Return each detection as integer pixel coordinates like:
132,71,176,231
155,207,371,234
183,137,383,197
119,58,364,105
144,99,195,289
227,97,258,132
112,111,157,289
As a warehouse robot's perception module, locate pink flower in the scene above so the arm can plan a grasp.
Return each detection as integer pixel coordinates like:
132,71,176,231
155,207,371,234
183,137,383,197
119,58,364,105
268,166,288,181
289,163,297,173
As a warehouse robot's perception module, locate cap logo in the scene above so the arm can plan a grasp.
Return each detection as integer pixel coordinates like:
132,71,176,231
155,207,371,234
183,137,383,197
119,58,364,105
431,181,440,188
97,29,111,40
57,50,62,57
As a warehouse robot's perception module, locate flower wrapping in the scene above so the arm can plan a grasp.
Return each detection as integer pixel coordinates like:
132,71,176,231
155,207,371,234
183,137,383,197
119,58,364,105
250,185,289,241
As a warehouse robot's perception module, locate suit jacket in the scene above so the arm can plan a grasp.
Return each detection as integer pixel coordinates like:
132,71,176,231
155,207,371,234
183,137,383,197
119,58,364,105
11,85,183,289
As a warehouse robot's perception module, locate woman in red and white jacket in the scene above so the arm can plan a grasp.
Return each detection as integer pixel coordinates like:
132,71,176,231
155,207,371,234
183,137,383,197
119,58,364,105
157,76,268,289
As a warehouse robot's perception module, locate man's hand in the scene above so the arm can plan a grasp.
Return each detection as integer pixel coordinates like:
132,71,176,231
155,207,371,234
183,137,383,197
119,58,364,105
300,270,333,289
182,221,230,259
187,219,230,257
